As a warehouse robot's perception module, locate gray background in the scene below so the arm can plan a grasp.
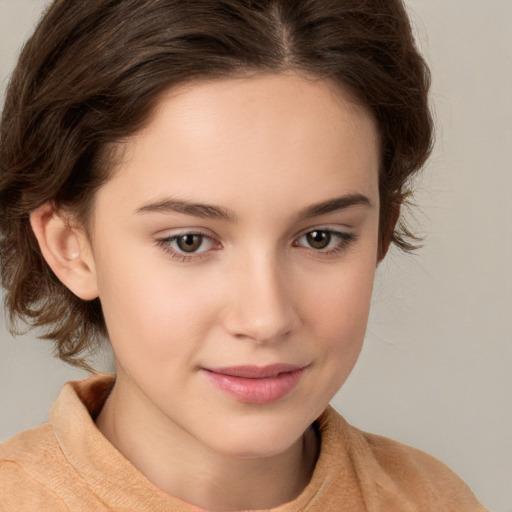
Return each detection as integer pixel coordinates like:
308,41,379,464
1,1,510,511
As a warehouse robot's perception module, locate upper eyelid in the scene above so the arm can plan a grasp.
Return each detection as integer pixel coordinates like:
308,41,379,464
155,227,216,239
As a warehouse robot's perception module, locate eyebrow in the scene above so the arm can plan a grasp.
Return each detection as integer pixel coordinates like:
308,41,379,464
297,193,372,220
136,199,238,222
135,193,372,222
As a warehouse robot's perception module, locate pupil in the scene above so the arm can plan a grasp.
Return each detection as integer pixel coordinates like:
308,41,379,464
307,231,331,249
177,234,202,252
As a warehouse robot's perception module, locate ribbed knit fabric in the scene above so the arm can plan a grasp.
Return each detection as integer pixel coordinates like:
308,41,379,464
0,374,488,511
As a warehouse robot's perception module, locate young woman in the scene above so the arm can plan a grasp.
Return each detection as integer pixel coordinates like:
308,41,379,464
0,1,489,510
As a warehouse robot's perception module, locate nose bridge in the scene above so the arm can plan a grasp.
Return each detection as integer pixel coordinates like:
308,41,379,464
223,246,299,343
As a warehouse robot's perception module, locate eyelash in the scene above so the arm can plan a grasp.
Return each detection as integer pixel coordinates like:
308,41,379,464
155,229,357,263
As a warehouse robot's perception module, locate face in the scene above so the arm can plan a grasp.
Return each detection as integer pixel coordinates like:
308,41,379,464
86,73,380,458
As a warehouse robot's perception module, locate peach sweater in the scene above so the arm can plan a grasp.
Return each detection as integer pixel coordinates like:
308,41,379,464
0,374,488,511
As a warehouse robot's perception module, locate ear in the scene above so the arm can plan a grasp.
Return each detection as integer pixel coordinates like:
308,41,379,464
377,201,401,263
30,203,99,300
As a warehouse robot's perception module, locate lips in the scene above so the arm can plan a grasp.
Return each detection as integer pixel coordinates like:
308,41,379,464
202,363,308,404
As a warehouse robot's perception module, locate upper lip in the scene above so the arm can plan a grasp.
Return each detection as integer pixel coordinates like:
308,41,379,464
205,363,307,379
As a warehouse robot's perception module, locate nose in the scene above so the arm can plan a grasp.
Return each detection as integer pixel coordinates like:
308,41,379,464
221,252,300,344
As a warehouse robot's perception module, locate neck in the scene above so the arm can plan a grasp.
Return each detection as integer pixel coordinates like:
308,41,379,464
95,371,319,511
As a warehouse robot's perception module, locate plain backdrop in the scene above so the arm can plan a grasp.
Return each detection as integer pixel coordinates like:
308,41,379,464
0,1,510,511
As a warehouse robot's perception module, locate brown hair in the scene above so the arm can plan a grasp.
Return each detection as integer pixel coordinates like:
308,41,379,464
0,0,433,370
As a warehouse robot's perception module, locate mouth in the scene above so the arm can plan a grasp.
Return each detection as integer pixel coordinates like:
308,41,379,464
202,363,308,404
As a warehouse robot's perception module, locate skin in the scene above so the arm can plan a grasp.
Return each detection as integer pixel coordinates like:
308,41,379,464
32,72,381,511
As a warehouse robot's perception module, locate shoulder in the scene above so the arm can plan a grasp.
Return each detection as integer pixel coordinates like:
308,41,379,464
0,425,70,511
318,407,488,511
0,376,118,511
1,423,58,472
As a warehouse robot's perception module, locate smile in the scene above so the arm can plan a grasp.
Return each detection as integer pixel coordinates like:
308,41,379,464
202,364,308,404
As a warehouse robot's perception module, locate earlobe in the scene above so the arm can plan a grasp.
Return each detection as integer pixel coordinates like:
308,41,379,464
30,204,99,300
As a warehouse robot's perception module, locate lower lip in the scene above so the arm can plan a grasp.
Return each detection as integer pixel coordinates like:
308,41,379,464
203,368,306,404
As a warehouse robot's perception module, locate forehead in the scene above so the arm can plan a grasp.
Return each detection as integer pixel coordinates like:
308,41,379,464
96,72,379,221
133,72,378,161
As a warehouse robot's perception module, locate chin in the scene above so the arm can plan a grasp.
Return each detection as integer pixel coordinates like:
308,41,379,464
203,412,311,460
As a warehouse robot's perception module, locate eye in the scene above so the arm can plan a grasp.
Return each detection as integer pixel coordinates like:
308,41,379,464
173,234,209,253
294,229,356,253
156,232,218,259
304,230,334,250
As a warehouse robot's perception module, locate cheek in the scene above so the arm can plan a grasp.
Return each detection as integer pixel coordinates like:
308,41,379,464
302,255,376,340
95,248,222,362
310,285,372,366
293,256,376,418
300,252,376,388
